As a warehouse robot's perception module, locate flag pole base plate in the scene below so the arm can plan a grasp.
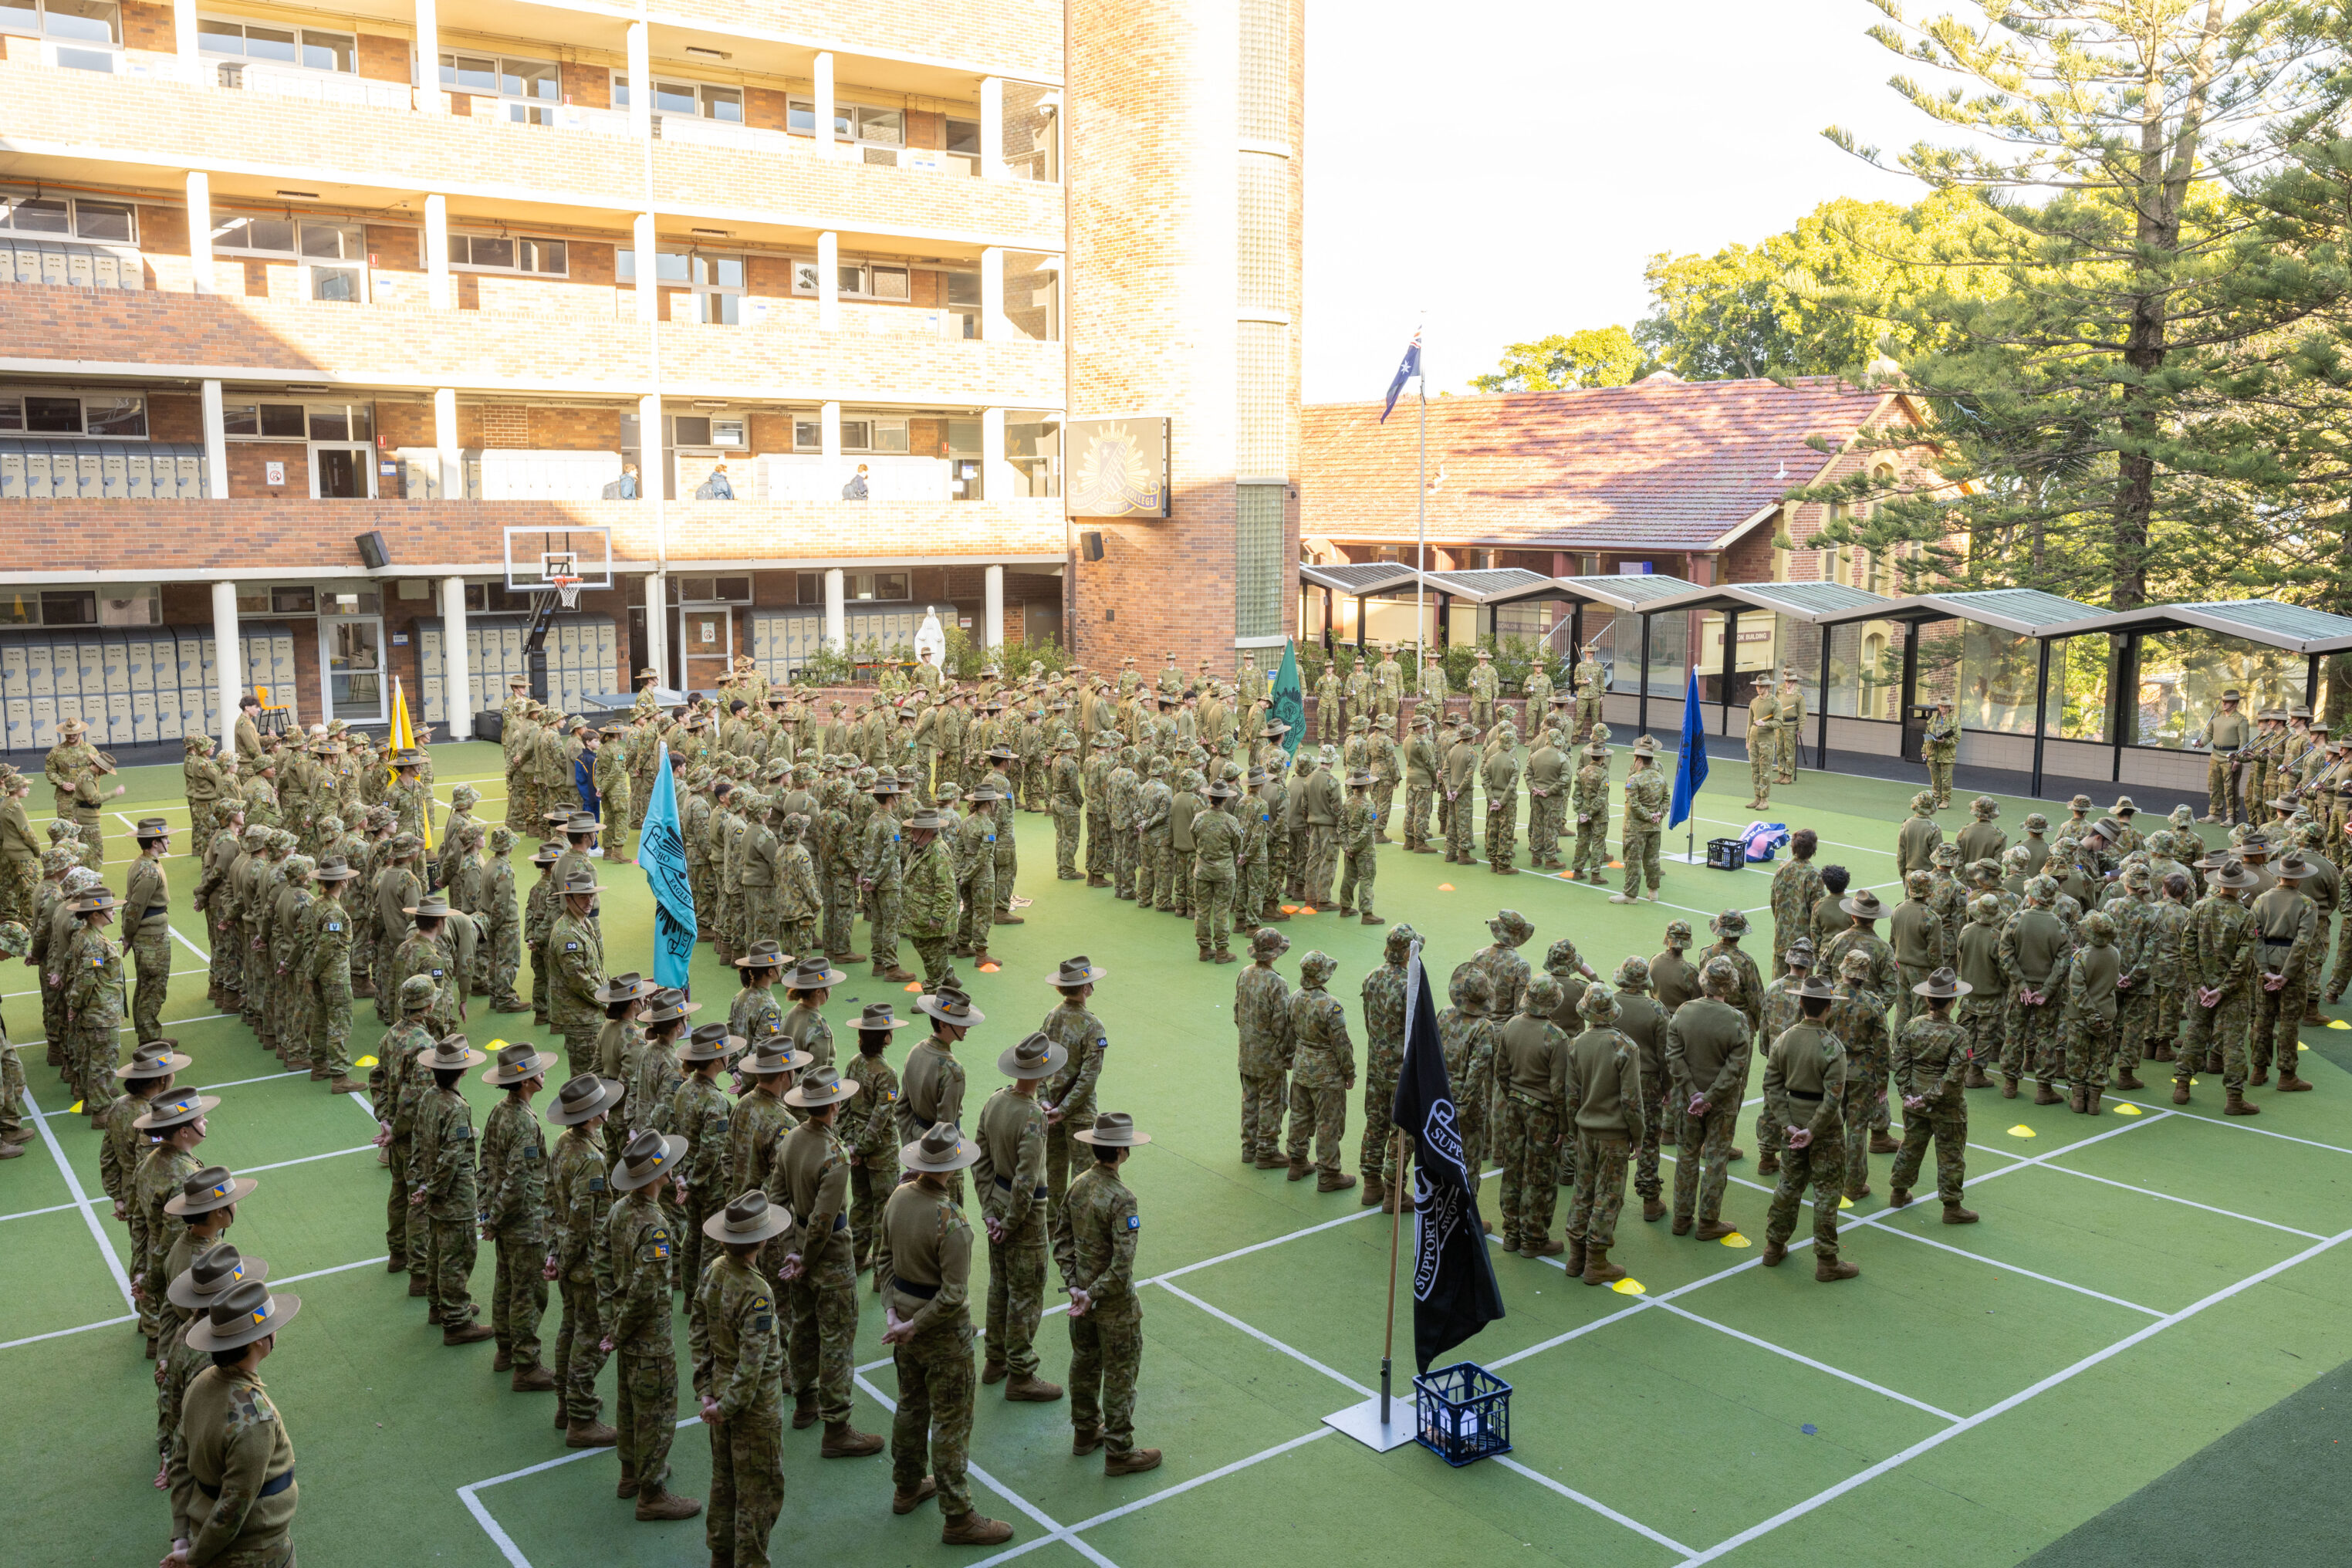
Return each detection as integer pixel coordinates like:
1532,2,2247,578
1664,850,1711,865
1323,1394,1416,1452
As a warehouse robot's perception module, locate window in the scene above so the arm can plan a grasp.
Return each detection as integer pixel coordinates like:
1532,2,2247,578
666,415,742,449
847,572,909,602
448,232,567,275
1,0,119,69
618,248,745,325
231,586,317,615
1006,414,1059,498
792,259,911,301
220,402,306,438
786,97,905,147
0,390,145,438
946,118,981,156
213,217,368,302
0,189,137,243
796,572,824,606
198,16,353,72
440,52,560,124
612,73,742,123
0,590,99,627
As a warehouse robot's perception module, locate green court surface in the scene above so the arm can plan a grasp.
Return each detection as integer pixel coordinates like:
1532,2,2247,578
9,744,2352,1566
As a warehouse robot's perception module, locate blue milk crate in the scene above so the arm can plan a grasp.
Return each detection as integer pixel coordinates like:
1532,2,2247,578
1413,1360,1512,1466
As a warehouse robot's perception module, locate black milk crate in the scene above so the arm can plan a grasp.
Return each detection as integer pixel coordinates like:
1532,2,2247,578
1413,1360,1512,1466
1706,836,1745,870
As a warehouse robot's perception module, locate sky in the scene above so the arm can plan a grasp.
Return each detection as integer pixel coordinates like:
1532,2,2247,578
1301,0,1938,402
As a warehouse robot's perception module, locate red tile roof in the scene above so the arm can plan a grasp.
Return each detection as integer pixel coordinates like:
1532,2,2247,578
1301,375,1918,551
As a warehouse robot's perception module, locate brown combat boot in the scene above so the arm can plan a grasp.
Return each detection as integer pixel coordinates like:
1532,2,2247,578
1869,1130,1901,1154
2251,1066,2270,1086
1105,1448,1164,1477
1671,1216,1693,1236
2151,1043,2175,1062
2067,1086,2087,1114
1757,1153,1780,1176
617,1462,637,1498
1358,1177,1384,1209
1005,1373,1064,1403
1695,1220,1740,1242
2279,1072,2313,1093
2173,1081,2191,1104
1582,1247,1626,1287
1815,1257,1860,1282
1761,1242,1787,1268
2225,1087,2262,1116
444,1321,496,1347
1963,1063,1993,1089
328,1076,364,1095
2086,1086,2104,1116
1253,1152,1287,1171
1641,1196,1666,1223
1286,1157,1309,1181
1214,949,1238,963
1560,1238,1584,1274
2033,1082,2061,1106
1381,1183,1414,1215
566,1419,618,1448
1072,1427,1103,1457
634,1488,703,1522
1941,1202,1979,1225
492,1347,513,1373
407,1276,429,1298
1316,1171,1358,1194
892,1477,938,1516
819,1421,884,1458
941,1512,1015,1546
2114,1071,2144,1090
512,1365,556,1392
1887,1188,1912,1209
980,1358,1008,1386
2002,1077,2020,1100
792,1390,819,1429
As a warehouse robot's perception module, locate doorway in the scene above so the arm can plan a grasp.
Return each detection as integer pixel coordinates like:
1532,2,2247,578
319,614,387,723
679,603,733,695
309,442,375,498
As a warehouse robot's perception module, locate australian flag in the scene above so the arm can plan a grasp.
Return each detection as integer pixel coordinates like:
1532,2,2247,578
1381,329,1422,423
1392,941,1505,1370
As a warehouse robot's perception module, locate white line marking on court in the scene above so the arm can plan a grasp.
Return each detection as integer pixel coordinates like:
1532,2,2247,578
21,1082,130,1305
1494,1455,1701,1559
0,1312,140,1352
1650,1299,1962,1422
2027,1164,2327,1239
1153,1279,1375,1397
1866,1225,2166,1317
2103,1093,2352,1157
1676,1224,2352,1563
0,1198,80,1224
235,1143,374,1175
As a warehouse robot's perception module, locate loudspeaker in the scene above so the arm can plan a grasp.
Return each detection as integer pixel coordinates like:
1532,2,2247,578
1080,530,1103,562
355,529,390,569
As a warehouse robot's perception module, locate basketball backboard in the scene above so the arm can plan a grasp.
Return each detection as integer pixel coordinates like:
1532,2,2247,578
503,525,613,593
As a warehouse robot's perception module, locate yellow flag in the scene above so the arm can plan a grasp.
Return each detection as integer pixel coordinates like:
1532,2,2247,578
390,678,432,850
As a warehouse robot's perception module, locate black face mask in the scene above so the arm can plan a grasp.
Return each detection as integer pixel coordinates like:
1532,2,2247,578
586,901,601,919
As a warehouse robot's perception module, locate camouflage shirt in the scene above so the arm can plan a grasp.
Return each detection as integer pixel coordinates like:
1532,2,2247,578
1894,1015,1972,1101
691,1254,784,1420
1235,961,1293,1077
671,1073,734,1201
1769,860,1825,959
840,1052,901,1164
1825,988,1891,1079
1437,1003,1498,1139
1039,1000,1110,1130
1286,984,1355,1090
1360,959,1409,1085
1471,941,1531,1019
546,1127,612,1282
2189,894,2258,988
596,1188,675,1350
1050,1164,1141,1321
478,1095,546,1239
1695,940,1765,1036
412,1086,479,1221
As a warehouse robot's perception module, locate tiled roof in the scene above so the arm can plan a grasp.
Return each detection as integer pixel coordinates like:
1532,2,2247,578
1301,375,1911,550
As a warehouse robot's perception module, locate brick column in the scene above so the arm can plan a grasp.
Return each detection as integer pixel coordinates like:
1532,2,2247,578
185,171,214,296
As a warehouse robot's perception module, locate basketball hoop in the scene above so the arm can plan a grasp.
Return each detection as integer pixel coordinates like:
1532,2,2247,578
551,575,583,611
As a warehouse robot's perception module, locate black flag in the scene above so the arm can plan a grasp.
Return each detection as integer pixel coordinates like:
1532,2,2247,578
1391,944,1505,1371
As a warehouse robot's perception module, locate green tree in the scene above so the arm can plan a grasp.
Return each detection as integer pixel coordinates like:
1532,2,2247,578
1469,326,1652,392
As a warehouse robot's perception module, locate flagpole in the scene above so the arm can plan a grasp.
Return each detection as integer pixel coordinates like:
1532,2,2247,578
1381,1124,1406,1427
1414,338,1428,705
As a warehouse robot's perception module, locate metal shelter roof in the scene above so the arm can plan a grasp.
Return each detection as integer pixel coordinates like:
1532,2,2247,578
1634,580,1897,623
1813,588,2104,638
1298,562,1423,596
1548,574,1703,612
2041,597,2352,655
1416,567,1579,606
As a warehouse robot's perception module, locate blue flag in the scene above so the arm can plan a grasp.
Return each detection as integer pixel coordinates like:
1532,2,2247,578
1268,640,1306,761
1381,329,1422,423
1669,664,1708,830
1391,942,1504,1371
640,741,698,989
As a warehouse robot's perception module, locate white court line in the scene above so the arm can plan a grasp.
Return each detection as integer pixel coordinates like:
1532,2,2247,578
1650,1299,1962,1423
28,1063,312,1120
1493,1455,1700,1560
1522,867,1772,923
1153,1279,1374,1398
2,966,208,1002
0,1311,139,1352
1865,1226,2165,1318
2028,1163,2327,1240
21,1082,131,1305
0,1198,80,1225
2104,1092,2352,1157
235,1143,374,1176
1678,1224,2352,1564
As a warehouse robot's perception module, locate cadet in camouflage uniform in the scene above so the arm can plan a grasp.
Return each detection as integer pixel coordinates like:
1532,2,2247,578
1049,733,1084,879
1826,950,1892,1198
1335,770,1383,920
1037,958,1110,1206
168,1273,303,1568
1193,779,1245,958
600,1128,701,1521
306,858,363,1092
900,808,960,992
841,1005,911,1276
975,1032,1065,1401
127,1073,208,1355
881,1124,1012,1546
546,1073,621,1446
1570,737,1613,881
411,1035,495,1342
1355,924,1414,1208
1056,1113,1160,1475
1666,957,1752,1239
1495,974,1569,1255
1889,967,1979,1221
0,919,30,1155
1083,733,1117,887
1953,894,2006,1088
1235,928,1294,1168
1562,985,1644,1284
478,1040,559,1387
671,1023,742,1301
1107,748,1143,901
1999,875,2073,1103
775,1064,886,1456
2250,853,2320,1093
1761,976,1856,1280
1283,950,1357,1191
1235,769,1274,934
1610,736,1668,903
1753,941,1813,1174
692,1192,791,1567
1403,713,1440,853
63,887,127,1115
2060,908,2123,1113
1605,955,1669,1218
1437,964,1499,1217
2178,857,2261,1105
548,867,608,1078
955,785,1000,964
478,827,528,1012
123,817,174,1044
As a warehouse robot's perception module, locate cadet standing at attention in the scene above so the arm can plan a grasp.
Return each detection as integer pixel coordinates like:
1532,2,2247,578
1036,958,1110,1207
1922,695,1959,809
1761,975,1857,1282
1664,958,1752,1241
546,1073,622,1449
2191,688,2252,825
1887,968,1979,1223
1611,736,1668,904
1056,1112,1160,1475
1495,974,1569,1258
776,1063,886,1456
123,816,173,1044
167,1278,303,1568
599,1127,701,1522
1282,951,1357,1191
692,1191,792,1568
975,1032,1065,1403
1561,985,1644,1286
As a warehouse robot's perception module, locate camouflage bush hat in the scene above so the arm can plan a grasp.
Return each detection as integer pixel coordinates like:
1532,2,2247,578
1383,923,1419,963
1664,919,1693,948
2121,862,2153,890
1614,955,1651,989
1543,937,1588,978
1712,908,1750,937
2002,844,2032,870
1904,869,1931,894
451,784,479,809
397,973,438,1012
1525,975,1565,1015
2021,812,2049,832
1911,790,1937,813
1970,892,2003,921
1838,950,1875,982
40,845,76,874
46,819,79,843
488,826,517,852
2081,910,2117,941
1971,796,1999,819
1578,984,1619,1022
2024,874,2060,904
1700,955,1739,994
1932,843,1961,867
63,867,103,895
1298,949,1337,986
1448,965,1493,1010
1488,909,1533,947
0,920,26,958
1249,927,1289,961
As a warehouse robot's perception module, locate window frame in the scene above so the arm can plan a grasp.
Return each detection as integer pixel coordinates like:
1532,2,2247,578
438,50,563,124
218,400,374,443
617,246,746,326
0,387,149,439
0,188,139,245
446,230,569,278
195,13,357,75
210,215,370,303
790,255,915,302
784,95,908,150
609,69,745,124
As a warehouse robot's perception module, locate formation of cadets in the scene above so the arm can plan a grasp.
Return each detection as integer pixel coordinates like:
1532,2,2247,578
4,651,2331,1565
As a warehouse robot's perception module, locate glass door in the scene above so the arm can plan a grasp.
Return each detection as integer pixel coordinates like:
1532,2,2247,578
309,441,375,498
320,614,386,722
678,603,733,696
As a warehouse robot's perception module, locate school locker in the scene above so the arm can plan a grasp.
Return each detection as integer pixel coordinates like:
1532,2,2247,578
418,620,443,664
29,696,56,749
130,690,157,744
187,691,210,733
99,444,128,498
124,449,153,500
100,637,130,693
75,448,102,498
22,448,51,499
175,454,204,497
3,698,27,751
466,674,485,713
555,624,580,665
54,694,81,727
26,641,53,698
176,632,202,688
126,637,153,691
50,644,77,698
0,641,24,699
0,447,22,498
269,631,294,688
596,621,617,675
498,626,523,669
156,691,182,741
106,691,133,744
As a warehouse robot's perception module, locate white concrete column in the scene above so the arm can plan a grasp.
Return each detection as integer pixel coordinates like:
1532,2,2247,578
210,580,239,747
823,568,847,652
634,213,658,323
432,387,461,500
423,193,451,309
199,378,229,498
980,246,1009,341
441,574,472,740
185,171,215,296
984,565,1005,650
979,76,1005,179
413,0,438,113
819,400,841,462
980,407,1009,502
644,572,668,691
816,231,839,331
637,391,662,502
173,0,199,69
627,22,651,139
813,52,836,159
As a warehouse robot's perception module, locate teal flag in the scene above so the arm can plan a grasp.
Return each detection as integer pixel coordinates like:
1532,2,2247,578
1269,640,1306,760
640,742,698,988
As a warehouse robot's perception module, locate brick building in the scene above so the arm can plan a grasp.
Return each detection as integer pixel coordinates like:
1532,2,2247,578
0,0,1300,750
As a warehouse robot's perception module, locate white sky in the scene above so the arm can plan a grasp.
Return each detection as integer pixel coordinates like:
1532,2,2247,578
1301,0,1935,402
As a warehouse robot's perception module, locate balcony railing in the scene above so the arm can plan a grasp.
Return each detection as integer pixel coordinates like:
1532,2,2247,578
215,59,411,110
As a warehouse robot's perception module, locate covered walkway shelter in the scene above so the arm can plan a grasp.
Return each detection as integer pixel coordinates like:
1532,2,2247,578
1298,561,1423,653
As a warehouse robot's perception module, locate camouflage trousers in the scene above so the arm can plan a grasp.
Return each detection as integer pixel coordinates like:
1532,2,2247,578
788,1243,859,1424
1357,1070,1400,1185
2205,754,2242,823
1240,1070,1287,1163
958,870,993,954
866,884,902,974
1927,756,1954,806
1239,860,1269,929
1404,785,1434,849
2063,1015,2118,1091
483,914,523,1007
823,873,859,959
616,1345,679,1493
848,1163,893,1276
983,1211,1047,1379
559,1024,599,1087
1632,1083,1669,1200
1573,814,1610,878
2154,969,2188,1055
490,1231,547,1367
1840,1070,1886,1192
891,1318,977,1519
911,933,955,990
1337,847,1376,919
1749,752,1773,805
708,1398,785,1568
1137,833,1170,909
1890,1090,1966,1204
1764,1120,1846,1261
2252,971,2307,1078
1494,1093,1560,1248
992,843,1016,916
1960,998,2003,1081
1085,809,1110,879
1621,830,1661,895
1054,803,1081,877
384,1139,414,1262
207,902,242,999
679,1191,724,1312
2116,986,2159,1073
1194,872,1235,954
1112,829,1139,901
2004,995,2063,1085
1284,1083,1347,1174
782,912,818,964
1576,697,1601,739
1566,1132,1630,1251
2329,920,2352,1002
600,793,632,862
426,1212,479,1324
1165,848,1194,916
1672,1101,1740,1228
1526,792,1563,866
1445,795,1475,861
1471,698,1495,730
1286,826,1311,899
309,974,353,1079
739,888,779,957
69,1009,120,1111
130,924,170,1043
1894,965,1931,1038
1485,802,1517,870
0,1042,22,1144
529,937,550,1024
1068,1303,1144,1457
1778,726,1799,782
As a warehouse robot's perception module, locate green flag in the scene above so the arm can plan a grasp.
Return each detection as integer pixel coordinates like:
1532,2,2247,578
1269,640,1306,761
